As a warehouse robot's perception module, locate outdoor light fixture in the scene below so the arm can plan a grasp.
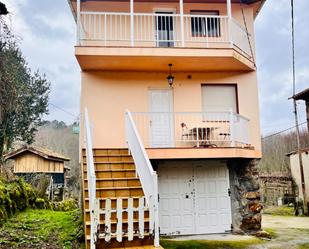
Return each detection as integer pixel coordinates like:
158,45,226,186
167,63,174,87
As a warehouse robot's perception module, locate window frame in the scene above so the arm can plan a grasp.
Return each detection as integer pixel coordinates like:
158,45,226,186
201,83,239,114
190,10,221,38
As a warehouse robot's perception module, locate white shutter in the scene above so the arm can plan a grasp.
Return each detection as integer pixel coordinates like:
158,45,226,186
202,85,237,113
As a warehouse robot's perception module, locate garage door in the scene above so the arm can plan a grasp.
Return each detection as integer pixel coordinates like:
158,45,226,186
158,161,232,235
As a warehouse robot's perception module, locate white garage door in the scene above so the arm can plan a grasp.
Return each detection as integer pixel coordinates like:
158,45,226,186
158,161,232,235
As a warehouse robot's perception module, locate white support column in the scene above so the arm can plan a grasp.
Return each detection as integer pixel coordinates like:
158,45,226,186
229,108,235,147
153,174,160,247
130,0,135,46
77,0,81,45
179,0,185,47
226,0,233,47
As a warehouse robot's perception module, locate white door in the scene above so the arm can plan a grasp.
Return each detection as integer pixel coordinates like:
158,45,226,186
149,89,174,148
158,161,231,235
194,162,232,234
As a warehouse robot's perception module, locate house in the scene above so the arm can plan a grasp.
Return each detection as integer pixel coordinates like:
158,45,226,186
68,0,266,248
286,148,309,211
4,146,70,189
291,88,309,133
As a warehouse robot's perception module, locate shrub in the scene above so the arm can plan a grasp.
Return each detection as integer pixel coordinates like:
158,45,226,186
0,178,38,223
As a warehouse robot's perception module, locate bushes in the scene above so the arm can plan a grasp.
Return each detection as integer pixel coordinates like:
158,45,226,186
0,178,37,222
51,198,78,211
0,177,79,224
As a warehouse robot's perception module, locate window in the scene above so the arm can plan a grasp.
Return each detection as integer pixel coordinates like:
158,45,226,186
202,85,237,113
190,11,220,37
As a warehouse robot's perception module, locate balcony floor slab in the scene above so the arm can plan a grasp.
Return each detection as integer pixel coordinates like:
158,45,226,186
75,46,255,72
146,147,261,159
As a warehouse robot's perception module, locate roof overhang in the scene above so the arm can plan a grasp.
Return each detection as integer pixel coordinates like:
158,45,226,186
4,146,71,162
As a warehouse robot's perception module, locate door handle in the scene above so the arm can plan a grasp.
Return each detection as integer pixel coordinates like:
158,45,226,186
185,194,189,199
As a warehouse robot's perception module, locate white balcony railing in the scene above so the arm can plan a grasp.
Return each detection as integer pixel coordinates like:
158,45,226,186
131,111,250,148
78,11,252,57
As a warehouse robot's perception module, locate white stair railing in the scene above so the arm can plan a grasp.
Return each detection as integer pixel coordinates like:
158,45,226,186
84,108,99,249
97,197,150,242
125,110,160,247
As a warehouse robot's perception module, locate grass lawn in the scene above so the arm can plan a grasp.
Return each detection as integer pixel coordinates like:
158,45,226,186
0,209,84,249
263,205,295,216
161,238,263,249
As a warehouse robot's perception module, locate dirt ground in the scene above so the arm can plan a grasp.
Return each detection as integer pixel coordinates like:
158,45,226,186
250,214,309,249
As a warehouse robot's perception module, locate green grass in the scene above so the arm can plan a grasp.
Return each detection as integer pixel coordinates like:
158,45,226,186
298,243,309,249
263,228,277,238
161,238,263,249
263,205,295,216
0,208,84,249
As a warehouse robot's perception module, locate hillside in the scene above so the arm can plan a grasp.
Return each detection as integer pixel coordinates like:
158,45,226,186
33,121,80,198
259,129,309,175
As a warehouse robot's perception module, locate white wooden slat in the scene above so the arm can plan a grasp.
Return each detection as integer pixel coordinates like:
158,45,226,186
128,198,134,241
138,197,144,238
116,198,123,242
105,199,112,242
148,197,154,233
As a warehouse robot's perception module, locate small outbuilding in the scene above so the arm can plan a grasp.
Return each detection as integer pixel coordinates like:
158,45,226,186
291,88,309,133
4,145,70,188
286,148,309,207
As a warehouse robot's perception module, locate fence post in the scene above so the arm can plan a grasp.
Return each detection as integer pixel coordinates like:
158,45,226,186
153,174,160,247
229,109,235,147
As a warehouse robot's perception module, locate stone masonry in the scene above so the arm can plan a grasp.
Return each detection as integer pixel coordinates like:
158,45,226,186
228,159,263,234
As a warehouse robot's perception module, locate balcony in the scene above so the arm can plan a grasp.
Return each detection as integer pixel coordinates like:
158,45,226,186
75,11,255,71
129,111,260,159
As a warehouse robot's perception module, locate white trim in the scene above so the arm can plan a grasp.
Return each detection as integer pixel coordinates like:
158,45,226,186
153,8,176,14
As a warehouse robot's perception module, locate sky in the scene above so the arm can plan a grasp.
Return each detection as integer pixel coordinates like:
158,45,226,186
1,0,309,136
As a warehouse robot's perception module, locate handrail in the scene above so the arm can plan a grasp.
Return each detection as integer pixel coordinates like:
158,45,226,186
125,109,159,247
81,10,227,18
84,108,98,249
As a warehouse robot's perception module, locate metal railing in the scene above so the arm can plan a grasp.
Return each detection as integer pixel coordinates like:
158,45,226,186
78,11,251,57
131,111,250,148
84,108,99,249
125,110,159,247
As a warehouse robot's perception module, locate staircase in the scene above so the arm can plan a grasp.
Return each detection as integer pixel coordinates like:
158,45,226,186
82,148,158,249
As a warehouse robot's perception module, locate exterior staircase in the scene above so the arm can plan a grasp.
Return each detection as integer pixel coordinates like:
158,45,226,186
82,148,156,249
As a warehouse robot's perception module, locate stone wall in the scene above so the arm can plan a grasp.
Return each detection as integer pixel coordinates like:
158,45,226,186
228,159,263,234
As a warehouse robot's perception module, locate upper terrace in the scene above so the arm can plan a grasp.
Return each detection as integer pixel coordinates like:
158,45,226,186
69,0,262,71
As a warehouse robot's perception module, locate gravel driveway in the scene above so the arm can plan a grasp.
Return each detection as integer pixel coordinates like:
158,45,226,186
250,214,309,249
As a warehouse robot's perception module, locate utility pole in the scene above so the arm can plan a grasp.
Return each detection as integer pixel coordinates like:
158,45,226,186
290,0,308,215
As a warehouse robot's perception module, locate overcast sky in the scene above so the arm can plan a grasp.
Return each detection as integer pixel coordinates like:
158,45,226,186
2,0,309,136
